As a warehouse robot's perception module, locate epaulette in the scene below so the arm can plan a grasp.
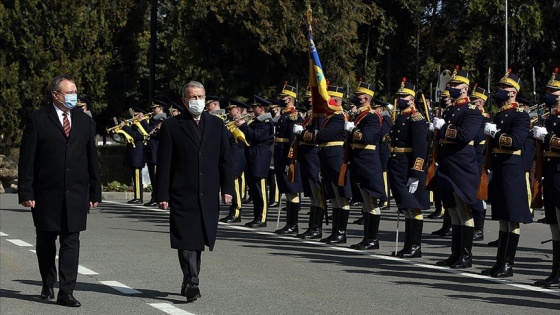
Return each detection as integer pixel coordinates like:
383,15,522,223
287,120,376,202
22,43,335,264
516,107,525,113
410,111,425,122
264,119,270,123
483,112,491,118
468,104,477,110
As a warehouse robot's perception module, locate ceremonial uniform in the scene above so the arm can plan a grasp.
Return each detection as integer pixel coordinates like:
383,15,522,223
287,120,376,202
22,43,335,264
238,96,274,227
347,82,387,250
482,70,531,278
274,85,304,235
388,78,428,258
435,67,482,269
143,100,167,206
379,109,393,209
122,109,150,204
220,99,249,223
302,85,351,244
296,108,326,239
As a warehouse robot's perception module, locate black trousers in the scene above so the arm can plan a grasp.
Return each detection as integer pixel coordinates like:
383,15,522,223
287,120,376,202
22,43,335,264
178,250,201,285
36,230,80,295
147,162,156,201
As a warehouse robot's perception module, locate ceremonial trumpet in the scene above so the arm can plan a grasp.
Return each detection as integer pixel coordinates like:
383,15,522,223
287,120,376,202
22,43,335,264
227,113,254,146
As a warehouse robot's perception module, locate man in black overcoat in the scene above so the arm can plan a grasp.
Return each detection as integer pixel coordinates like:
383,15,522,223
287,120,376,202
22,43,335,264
156,81,233,302
18,75,101,307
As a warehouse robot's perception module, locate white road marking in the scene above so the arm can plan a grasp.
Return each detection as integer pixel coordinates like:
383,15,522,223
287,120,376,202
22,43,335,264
149,303,197,315
102,200,170,212
0,232,8,236
78,265,99,275
99,281,141,294
29,249,36,253
226,224,560,298
6,239,33,247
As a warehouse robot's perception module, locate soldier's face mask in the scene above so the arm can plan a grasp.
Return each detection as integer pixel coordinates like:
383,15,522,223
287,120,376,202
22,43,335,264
397,98,409,109
544,92,559,106
448,87,462,99
495,89,511,103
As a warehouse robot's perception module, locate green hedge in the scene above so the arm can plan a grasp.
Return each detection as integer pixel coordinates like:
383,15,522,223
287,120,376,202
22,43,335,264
98,145,131,186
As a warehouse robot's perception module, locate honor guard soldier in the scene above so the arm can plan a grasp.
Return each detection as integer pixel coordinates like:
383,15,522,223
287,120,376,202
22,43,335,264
220,99,249,223
294,87,327,239
345,82,387,250
169,101,183,117
274,83,304,235
236,95,274,227
470,84,492,241
388,78,429,258
433,66,482,268
376,98,393,211
430,88,453,236
76,97,96,134
268,99,281,207
482,69,531,277
143,99,167,206
205,95,222,112
533,68,560,288
295,84,352,244
122,107,151,204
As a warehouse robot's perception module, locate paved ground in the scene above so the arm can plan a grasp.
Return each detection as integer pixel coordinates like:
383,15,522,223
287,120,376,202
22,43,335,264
1,192,559,315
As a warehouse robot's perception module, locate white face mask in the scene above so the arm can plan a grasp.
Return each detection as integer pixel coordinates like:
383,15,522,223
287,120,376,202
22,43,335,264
188,99,205,115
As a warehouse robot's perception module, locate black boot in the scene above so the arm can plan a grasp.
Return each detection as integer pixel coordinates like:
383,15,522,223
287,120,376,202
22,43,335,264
482,231,508,275
535,240,560,287
296,206,315,238
473,209,486,241
431,211,452,236
275,202,299,235
451,226,473,269
320,208,340,243
491,232,519,277
220,205,241,223
436,225,462,266
325,209,349,244
351,214,380,250
402,219,423,258
393,219,411,257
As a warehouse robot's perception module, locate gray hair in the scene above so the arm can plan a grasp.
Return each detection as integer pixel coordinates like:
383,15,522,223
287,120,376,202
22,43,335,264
181,81,205,96
50,75,75,93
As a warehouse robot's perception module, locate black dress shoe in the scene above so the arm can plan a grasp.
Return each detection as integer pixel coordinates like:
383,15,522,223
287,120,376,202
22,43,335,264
220,215,241,223
245,220,267,228
427,211,443,219
40,286,54,300
275,224,298,235
242,197,253,204
473,229,484,241
56,294,81,307
127,199,143,204
269,202,279,207
184,284,201,302
143,200,158,207
487,239,499,247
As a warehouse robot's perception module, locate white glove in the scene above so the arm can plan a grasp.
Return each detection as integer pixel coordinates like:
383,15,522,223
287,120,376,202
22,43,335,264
293,124,304,135
433,117,445,130
484,122,499,138
428,122,434,132
487,170,493,183
344,122,355,132
407,177,419,194
533,126,547,141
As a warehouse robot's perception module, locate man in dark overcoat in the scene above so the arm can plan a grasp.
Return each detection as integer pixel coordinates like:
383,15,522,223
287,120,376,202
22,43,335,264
156,81,233,302
19,75,101,307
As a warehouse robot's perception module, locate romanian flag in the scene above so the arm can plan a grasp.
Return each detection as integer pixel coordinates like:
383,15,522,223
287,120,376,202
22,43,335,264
308,31,331,114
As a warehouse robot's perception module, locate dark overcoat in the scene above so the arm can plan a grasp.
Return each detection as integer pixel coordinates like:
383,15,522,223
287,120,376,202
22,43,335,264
349,109,387,202
388,110,429,209
488,105,532,223
18,105,101,232
436,99,482,209
156,112,233,251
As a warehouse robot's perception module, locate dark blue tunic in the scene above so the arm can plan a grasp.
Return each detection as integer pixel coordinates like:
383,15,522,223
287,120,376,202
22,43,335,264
379,113,393,171
488,104,532,223
239,115,274,179
274,109,303,194
436,99,482,209
388,109,429,209
122,123,146,168
542,111,560,223
299,115,322,196
228,128,246,177
349,108,387,202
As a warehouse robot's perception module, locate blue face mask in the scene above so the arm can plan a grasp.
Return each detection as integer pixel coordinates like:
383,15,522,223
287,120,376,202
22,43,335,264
63,93,78,109
351,97,362,106
448,87,462,99
544,92,558,106
495,89,510,103
397,99,409,110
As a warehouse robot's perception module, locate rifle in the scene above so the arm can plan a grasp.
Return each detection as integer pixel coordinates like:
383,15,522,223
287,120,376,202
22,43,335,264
425,131,438,191
287,134,299,183
338,126,351,186
476,136,492,200
530,68,543,208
